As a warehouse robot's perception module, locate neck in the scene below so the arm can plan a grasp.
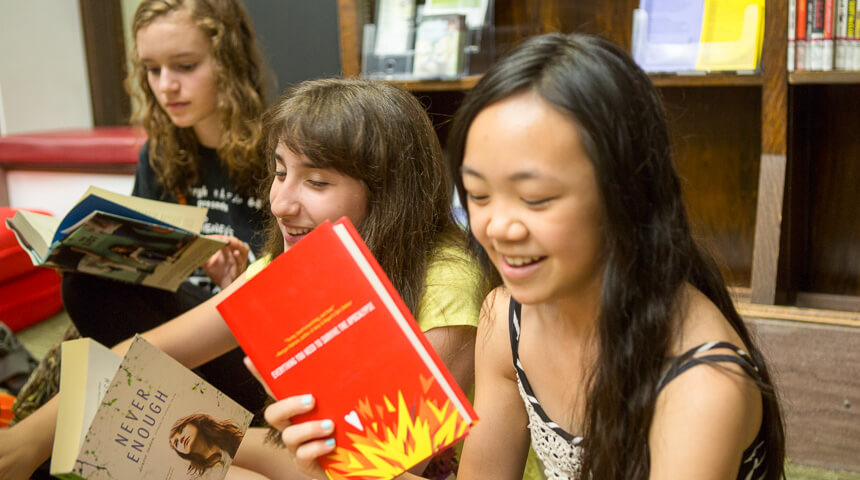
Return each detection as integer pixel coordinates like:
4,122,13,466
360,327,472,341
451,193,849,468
193,115,222,148
535,275,603,340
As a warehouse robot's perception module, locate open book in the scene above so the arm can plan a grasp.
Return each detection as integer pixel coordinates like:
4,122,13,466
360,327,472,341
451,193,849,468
5,186,225,291
51,336,252,480
216,217,478,480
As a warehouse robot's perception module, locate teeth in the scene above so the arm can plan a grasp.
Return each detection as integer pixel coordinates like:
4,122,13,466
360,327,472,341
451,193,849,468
285,226,312,235
505,256,542,267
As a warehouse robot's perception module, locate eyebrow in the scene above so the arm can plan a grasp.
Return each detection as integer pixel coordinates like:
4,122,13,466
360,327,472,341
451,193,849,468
461,165,549,182
139,52,199,63
273,153,322,170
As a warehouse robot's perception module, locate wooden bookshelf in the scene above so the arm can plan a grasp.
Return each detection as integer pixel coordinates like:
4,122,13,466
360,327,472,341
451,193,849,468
338,1,860,471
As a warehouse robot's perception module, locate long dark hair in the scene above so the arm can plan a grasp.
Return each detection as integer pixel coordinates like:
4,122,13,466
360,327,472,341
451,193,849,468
259,78,465,314
169,413,244,476
447,33,785,479
129,0,269,197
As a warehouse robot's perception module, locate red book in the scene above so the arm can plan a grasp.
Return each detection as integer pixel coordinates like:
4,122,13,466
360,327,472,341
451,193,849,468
216,217,478,480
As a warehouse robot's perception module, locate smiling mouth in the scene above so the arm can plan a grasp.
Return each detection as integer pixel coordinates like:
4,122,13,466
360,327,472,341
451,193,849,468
503,255,544,267
285,226,312,235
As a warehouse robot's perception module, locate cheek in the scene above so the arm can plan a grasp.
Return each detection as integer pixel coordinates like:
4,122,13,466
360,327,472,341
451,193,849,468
467,210,490,243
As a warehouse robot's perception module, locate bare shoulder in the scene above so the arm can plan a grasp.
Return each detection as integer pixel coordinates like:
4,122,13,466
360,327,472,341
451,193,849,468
650,284,764,478
650,353,763,478
673,284,744,354
476,287,515,379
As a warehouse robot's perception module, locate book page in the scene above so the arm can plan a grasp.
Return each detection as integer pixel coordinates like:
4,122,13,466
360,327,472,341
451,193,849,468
6,210,60,261
81,186,208,232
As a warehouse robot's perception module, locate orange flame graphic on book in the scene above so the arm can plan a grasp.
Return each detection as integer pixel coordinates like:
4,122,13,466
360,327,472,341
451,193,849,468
323,376,470,480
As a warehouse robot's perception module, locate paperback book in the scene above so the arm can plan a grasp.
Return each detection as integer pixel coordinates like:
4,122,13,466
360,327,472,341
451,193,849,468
5,186,225,291
413,13,467,78
216,217,478,480
51,336,252,480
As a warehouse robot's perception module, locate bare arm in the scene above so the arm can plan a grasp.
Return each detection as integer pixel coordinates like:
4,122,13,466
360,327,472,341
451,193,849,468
648,358,763,479
454,289,531,480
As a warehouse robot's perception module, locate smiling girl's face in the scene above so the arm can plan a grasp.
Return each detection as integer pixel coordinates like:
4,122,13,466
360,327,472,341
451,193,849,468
269,142,370,250
461,90,605,306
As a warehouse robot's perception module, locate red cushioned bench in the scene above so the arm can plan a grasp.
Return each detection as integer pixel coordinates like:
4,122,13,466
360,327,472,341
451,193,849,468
0,127,146,205
0,127,145,330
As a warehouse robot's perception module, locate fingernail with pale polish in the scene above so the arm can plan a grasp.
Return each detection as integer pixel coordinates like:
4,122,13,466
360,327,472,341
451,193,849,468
325,438,336,448
301,394,313,406
320,419,333,431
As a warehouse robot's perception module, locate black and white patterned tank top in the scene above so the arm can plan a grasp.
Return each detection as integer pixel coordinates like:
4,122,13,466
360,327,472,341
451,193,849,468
508,298,768,479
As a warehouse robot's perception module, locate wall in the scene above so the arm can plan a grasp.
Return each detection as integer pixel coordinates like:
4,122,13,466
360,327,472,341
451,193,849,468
243,0,342,94
0,0,93,135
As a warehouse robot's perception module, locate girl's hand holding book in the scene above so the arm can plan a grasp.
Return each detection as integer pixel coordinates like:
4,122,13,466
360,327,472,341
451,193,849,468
203,235,249,289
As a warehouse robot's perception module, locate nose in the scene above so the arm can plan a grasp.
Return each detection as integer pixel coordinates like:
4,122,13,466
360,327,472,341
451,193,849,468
269,180,301,218
484,208,527,242
157,68,179,93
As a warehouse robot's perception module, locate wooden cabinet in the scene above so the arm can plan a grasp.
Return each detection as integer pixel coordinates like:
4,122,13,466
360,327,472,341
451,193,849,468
337,0,860,318
337,0,860,472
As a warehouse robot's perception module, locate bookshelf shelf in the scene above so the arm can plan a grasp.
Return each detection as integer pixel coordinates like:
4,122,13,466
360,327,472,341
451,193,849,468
649,72,763,87
789,70,860,84
386,73,763,92
384,75,482,92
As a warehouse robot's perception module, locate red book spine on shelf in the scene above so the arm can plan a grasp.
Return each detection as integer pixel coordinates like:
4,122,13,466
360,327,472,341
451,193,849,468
216,217,478,480
798,0,810,70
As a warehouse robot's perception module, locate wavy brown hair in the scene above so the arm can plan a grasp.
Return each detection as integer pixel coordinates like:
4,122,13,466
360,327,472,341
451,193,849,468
447,33,785,479
169,413,244,476
128,0,268,198
258,78,467,314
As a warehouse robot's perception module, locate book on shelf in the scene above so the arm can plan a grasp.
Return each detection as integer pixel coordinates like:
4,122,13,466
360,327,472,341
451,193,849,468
413,13,467,78
5,186,226,292
51,336,252,480
835,0,849,69
421,0,490,29
797,0,810,70
789,0,798,71
632,0,765,73
216,217,478,480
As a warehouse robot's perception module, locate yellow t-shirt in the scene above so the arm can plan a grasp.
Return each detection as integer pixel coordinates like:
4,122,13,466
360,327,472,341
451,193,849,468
244,245,482,332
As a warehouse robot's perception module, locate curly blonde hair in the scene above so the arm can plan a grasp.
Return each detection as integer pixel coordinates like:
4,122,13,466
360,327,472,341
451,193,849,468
128,0,268,198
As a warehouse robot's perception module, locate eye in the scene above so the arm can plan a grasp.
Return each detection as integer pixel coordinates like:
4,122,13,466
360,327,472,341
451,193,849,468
307,180,330,188
144,66,161,75
176,63,197,72
273,171,286,179
466,192,489,204
522,197,554,207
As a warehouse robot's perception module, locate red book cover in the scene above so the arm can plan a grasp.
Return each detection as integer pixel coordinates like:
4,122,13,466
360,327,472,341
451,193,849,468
216,217,478,480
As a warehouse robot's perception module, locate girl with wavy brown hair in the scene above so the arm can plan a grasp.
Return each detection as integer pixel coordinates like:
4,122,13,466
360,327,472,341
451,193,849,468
61,0,271,416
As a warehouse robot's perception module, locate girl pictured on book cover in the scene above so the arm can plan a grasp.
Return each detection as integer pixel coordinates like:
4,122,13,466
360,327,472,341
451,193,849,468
0,78,483,480
169,413,244,477
267,33,787,480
